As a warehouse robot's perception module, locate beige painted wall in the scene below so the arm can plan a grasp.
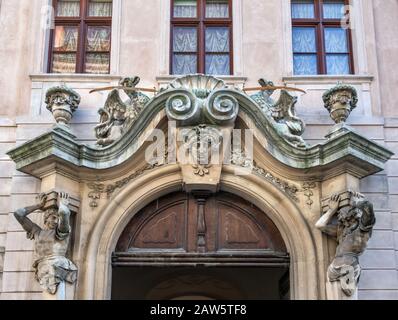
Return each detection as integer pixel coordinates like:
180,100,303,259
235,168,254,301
0,0,397,300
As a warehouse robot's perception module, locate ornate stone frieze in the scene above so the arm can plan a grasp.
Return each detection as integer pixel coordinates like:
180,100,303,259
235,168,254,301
45,85,81,128
95,77,150,146
13,192,78,294
250,78,307,148
316,191,375,297
302,182,316,207
230,151,299,202
87,161,165,208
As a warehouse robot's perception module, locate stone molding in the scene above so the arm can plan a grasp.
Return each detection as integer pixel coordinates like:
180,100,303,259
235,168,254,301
7,76,393,178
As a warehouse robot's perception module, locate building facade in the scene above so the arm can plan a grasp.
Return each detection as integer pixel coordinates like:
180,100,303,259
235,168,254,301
0,0,397,300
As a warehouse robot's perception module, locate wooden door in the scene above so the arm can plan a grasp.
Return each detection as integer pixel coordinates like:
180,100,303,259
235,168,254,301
115,191,287,258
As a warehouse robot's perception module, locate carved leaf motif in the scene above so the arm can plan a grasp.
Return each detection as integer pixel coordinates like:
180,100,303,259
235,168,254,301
225,212,260,244
142,213,177,244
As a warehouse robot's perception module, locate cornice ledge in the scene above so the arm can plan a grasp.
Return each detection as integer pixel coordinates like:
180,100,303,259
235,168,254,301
7,86,394,178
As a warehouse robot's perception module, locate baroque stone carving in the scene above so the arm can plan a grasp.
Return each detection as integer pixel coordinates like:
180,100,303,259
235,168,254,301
316,191,375,296
13,192,77,294
95,77,150,146
166,75,239,126
250,78,307,148
323,83,358,124
182,125,222,176
230,151,299,202
302,182,316,207
45,86,81,127
87,161,165,208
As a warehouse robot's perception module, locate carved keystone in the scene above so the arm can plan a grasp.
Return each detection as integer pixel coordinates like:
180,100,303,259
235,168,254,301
45,85,81,128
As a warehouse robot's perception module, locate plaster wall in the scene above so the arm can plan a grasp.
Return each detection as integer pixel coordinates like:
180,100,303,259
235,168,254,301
0,0,397,299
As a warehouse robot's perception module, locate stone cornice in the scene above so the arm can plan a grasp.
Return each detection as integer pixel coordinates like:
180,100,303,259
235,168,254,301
7,81,394,179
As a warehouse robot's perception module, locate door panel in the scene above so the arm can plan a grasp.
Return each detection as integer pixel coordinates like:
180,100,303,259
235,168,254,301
116,191,287,254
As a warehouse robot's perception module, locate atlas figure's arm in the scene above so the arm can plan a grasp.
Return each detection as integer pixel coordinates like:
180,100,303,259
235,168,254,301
13,193,46,234
315,194,340,238
57,192,71,235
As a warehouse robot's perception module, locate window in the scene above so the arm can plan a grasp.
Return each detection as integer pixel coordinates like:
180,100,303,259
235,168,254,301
291,0,353,75
171,0,233,75
49,0,112,74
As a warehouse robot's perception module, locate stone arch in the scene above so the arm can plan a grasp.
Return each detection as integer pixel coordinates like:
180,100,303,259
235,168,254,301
80,164,320,300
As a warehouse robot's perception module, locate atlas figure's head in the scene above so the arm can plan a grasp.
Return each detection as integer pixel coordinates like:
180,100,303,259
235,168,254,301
44,208,59,230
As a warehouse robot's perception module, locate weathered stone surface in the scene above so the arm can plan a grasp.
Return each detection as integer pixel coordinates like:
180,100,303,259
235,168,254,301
385,128,398,141
364,194,390,211
394,231,398,249
0,233,6,248
0,215,8,233
0,143,14,160
0,178,11,196
10,176,40,194
367,230,394,249
392,213,398,231
13,192,78,294
316,192,376,296
2,271,42,292
15,125,53,141
373,212,393,230
360,175,389,193
386,160,398,176
0,292,43,300
0,161,15,178
0,127,16,142
358,290,398,300
358,270,398,290
5,232,34,251
388,178,398,194
390,196,398,212
6,75,393,177
385,142,398,159
3,251,34,272
0,196,11,213
359,249,396,269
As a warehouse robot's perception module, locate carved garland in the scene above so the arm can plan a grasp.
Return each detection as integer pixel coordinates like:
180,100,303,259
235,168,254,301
230,151,299,202
302,182,316,207
87,161,165,208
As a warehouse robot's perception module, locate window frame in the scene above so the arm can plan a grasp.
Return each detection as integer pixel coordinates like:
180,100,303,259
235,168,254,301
291,0,354,75
170,0,234,75
48,0,112,74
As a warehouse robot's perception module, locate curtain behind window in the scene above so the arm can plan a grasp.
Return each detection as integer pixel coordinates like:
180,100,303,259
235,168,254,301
89,0,112,16
57,0,80,16
206,0,229,18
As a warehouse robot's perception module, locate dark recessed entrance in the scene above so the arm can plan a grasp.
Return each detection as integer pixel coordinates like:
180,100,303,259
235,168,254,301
112,266,289,300
111,191,290,300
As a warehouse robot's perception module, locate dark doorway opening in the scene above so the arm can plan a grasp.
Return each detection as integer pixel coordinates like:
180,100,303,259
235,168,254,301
112,266,289,300
111,191,290,300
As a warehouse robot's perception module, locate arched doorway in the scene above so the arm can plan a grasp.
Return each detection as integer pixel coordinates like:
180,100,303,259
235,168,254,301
111,191,290,300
